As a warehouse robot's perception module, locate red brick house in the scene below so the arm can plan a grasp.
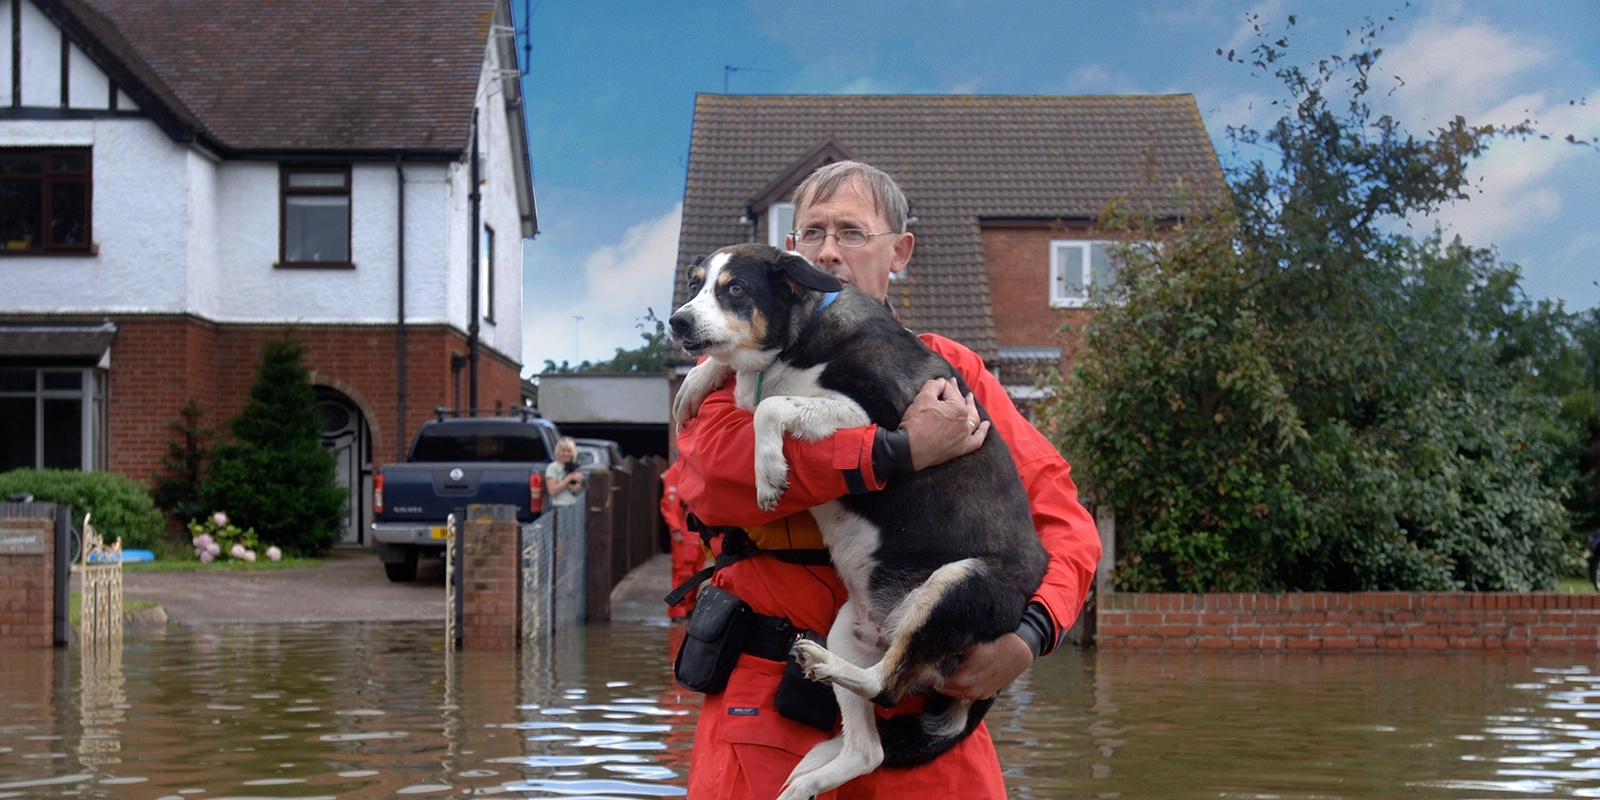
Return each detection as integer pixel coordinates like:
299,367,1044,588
0,0,536,544
670,94,1223,409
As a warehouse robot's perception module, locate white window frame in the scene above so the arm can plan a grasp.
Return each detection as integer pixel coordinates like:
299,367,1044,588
1049,239,1127,308
767,202,794,249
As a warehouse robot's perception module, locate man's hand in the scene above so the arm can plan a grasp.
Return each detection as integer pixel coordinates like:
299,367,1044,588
901,378,988,471
940,633,1034,700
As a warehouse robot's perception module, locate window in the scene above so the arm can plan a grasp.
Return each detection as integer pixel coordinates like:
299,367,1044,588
767,202,794,248
0,368,106,472
480,225,495,322
1050,240,1122,308
0,148,92,254
280,165,352,267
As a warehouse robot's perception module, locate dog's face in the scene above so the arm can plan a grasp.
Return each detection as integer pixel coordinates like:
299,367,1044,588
669,244,841,359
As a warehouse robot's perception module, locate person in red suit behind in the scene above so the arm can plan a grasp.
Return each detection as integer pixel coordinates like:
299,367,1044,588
660,461,703,619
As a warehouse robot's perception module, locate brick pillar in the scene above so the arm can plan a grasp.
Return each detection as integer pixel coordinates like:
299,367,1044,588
461,503,521,651
0,513,56,649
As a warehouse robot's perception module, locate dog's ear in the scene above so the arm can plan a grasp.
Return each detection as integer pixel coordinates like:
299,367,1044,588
775,252,843,293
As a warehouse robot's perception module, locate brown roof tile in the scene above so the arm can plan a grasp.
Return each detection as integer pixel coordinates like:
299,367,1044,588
673,94,1225,361
57,0,496,154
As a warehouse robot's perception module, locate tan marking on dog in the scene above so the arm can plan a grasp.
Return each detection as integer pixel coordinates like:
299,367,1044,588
747,309,768,348
876,558,984,702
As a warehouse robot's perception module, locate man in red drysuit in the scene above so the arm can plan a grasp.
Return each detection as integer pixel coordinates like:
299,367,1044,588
675,160,1101,799
660,461,703,619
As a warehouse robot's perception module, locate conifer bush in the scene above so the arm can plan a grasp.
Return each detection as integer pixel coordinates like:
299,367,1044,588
205,331,346,556
150,397,211,524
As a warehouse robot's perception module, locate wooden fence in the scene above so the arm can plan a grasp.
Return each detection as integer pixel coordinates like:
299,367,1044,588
584,455,668,621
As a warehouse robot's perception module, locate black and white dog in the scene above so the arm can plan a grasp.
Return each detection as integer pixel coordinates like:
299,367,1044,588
669,243,1047,800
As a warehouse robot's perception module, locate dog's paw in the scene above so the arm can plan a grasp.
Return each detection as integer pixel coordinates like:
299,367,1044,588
755,475,788,511
792,638,835,681
754,444,790,511
673,361,729,424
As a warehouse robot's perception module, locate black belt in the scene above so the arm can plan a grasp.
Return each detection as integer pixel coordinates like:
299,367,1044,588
743,612,800,662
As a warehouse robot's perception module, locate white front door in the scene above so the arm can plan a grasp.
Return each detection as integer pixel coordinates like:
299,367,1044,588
315,391,368,545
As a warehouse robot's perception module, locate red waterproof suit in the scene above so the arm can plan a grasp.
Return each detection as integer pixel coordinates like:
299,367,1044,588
661,462,704,618
676,333,1101,799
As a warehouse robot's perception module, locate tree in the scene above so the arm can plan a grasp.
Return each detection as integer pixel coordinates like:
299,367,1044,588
150,397,212,525
206,331,346,555
542,310,667,375
1040,20,1576,592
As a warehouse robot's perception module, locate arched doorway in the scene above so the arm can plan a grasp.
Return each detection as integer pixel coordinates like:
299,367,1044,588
314,388,371,546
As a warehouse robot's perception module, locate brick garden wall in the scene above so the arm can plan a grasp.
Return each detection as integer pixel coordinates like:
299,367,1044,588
460,504,521,651
1097,593,1600,652
0,516,55,649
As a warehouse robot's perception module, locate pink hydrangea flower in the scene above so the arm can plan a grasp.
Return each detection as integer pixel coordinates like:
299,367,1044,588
230,544,247,559
242,550,257,562
213,512,229,527
199,550,215,563
266,546,282,562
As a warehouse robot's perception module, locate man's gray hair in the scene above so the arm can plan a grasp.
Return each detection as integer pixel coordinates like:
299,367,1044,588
790,160,909,234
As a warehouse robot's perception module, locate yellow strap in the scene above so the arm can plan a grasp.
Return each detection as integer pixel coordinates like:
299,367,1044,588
746,512,825,551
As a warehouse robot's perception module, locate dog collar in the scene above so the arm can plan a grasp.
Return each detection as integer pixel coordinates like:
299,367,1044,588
812,291,839,321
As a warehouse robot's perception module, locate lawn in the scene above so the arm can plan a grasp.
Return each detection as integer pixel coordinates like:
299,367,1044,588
123,556,320,572
1556,576,1596,593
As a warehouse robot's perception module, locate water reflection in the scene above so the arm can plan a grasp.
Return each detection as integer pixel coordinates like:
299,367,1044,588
0,623,699,799
3,623,1600,799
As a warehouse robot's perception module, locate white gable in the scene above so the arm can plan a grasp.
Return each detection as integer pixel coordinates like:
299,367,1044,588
2,0,131,111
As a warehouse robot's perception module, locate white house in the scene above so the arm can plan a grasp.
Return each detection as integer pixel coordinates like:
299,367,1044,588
0,0,537,544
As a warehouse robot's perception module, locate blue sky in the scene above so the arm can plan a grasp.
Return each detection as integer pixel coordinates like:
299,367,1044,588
515,0,1600,375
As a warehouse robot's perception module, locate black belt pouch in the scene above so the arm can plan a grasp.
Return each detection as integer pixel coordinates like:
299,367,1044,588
674,584,751,694
775,630,842,732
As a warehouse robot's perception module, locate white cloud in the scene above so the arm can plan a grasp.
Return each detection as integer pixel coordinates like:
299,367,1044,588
1373,7,1600,307
1378,17,1551,127
1064,64,1143,94
523,204,682,375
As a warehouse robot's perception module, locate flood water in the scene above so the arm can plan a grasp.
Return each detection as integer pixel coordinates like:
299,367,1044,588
2,622,1599,799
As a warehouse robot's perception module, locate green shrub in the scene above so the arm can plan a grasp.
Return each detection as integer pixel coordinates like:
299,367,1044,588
206,330,346,556
1040,26,1576,592
0,468,166,555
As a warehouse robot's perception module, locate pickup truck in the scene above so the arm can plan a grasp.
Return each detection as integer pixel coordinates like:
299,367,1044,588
371,409,560,582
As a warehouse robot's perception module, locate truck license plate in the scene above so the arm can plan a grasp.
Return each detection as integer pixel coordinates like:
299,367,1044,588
430,526,447,540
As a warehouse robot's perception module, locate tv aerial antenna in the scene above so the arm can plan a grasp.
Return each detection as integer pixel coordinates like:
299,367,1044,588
724,64,772,93
517,0,543,76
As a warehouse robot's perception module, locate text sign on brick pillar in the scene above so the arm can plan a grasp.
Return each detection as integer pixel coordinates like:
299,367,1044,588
0,511,56,650
461,504,522,651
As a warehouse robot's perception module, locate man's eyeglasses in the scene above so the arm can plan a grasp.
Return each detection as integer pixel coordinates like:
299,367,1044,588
789,228,897,248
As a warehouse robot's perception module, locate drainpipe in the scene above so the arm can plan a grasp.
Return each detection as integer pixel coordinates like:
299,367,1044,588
468,109,481,415
395,155,407,460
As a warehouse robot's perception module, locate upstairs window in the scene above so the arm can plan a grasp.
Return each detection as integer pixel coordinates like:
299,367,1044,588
280,165,352,267
1050,240,1121,308
767,202,794,248
0,148,92,254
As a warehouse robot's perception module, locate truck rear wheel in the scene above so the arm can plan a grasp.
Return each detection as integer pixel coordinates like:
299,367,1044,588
384,548,419,582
